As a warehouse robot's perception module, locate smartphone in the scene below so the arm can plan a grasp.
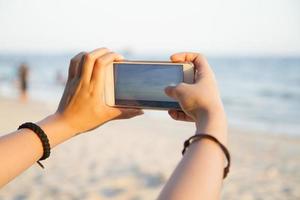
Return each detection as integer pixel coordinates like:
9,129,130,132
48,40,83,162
105,61,194,110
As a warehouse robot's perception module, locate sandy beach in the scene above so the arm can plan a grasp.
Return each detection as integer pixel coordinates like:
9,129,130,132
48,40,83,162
0,97,299,200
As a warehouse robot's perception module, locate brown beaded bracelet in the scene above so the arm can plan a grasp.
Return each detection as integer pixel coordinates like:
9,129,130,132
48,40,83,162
182,134,230,179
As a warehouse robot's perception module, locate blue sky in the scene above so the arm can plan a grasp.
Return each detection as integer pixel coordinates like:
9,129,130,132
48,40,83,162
0,0,299,56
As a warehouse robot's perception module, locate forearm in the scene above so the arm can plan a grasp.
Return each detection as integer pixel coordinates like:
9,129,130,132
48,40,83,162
0,48,141,188
0,114,75,187
158,108,227,200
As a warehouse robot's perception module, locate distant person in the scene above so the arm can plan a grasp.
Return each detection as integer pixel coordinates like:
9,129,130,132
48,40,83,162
18,63,29,102
55,70,66,86
0,48,229,200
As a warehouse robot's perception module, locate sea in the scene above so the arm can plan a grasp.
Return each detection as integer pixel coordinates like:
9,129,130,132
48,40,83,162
0,53,299,135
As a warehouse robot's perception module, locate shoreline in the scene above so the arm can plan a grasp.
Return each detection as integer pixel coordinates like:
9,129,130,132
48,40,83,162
1,95,299,138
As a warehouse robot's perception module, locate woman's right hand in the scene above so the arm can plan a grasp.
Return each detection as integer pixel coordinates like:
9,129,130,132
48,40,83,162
165,52,223,121
165,52,227,143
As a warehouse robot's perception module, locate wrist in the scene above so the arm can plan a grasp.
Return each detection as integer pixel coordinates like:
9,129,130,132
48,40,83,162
36,114,77,148
51,113,79,136
195,103,225,122
194,105,228,145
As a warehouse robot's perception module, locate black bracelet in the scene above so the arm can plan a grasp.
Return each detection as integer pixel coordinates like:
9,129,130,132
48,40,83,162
18,122,51,169
182,134,230,179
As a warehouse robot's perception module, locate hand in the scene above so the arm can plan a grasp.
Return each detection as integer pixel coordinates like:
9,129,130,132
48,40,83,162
55,48,143,135
159,54,227,200
165,52,227,141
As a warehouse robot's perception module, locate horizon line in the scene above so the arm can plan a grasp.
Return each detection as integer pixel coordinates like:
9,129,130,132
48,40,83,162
0,49,300,58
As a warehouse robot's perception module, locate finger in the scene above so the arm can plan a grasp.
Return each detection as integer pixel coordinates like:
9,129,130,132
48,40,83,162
168,110,194,122
170,52,198,63
168,110,187,121
165,82,188,100
164,86,178,100
181,111,194,121
68,52,86,81
92,52,124,94
81,47,110,85
115,108,144,119
170,52,211,82
168,109,179,120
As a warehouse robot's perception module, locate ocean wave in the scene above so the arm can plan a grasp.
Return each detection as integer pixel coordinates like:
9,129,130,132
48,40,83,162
258,89,300,101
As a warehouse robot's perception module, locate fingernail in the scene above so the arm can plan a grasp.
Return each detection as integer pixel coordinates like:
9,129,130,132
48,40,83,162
165,86,172,95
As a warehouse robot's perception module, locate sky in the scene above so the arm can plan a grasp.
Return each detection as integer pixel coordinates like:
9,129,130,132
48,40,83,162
0,0,299,56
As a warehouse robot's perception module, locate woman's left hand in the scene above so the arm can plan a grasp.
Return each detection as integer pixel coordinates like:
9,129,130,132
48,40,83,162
56,48,143,135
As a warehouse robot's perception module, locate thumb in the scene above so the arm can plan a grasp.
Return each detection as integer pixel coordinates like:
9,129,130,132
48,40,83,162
165,85,179,100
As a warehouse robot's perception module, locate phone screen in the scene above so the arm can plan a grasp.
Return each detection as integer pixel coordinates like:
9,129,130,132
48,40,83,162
114,63,183,109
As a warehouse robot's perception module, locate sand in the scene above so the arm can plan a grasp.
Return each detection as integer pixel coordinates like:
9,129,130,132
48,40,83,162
0,97,299,200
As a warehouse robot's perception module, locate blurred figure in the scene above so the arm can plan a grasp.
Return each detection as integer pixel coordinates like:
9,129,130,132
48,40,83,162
18,63,29,102
55,70,66,86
